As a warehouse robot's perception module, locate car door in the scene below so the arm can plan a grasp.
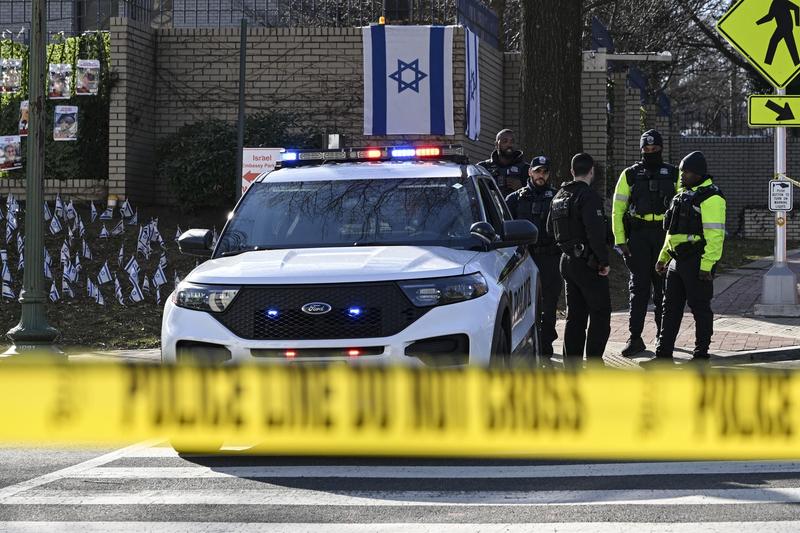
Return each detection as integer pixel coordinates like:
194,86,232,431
475,177,536,353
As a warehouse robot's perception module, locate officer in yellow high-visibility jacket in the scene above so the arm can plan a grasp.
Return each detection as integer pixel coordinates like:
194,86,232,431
644,151,726,366
612,130,679,357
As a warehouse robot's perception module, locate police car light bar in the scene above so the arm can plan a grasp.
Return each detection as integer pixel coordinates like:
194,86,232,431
279,145,465,167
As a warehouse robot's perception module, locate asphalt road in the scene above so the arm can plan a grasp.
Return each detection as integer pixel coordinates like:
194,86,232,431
1,442,800,531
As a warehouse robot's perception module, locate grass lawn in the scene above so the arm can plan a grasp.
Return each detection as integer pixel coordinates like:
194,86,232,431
0,201,229,352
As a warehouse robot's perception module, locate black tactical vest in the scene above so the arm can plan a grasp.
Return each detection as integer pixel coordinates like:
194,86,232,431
626,163,678,216
551,187,584,250
514,186,556,245
664,185,723,236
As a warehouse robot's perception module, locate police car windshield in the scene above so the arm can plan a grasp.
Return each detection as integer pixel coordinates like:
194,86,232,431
216,177,482,254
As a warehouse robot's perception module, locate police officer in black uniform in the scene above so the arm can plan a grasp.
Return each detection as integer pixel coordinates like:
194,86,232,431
547,153,611,366
611,130,679,356
506,155,562,356
478,129,530,197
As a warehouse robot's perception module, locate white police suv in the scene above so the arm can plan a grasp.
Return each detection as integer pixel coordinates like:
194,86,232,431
162,145,540,367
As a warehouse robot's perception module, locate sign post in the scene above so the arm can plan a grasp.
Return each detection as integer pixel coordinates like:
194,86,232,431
717,1,800,315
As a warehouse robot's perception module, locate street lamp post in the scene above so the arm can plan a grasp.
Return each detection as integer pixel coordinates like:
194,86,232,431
3,0,61,358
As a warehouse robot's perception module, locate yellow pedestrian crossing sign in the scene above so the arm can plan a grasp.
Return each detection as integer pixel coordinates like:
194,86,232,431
717,0,800,88
748,95,800,126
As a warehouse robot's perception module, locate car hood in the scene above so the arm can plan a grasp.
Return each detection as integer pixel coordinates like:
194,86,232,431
187,246,480,285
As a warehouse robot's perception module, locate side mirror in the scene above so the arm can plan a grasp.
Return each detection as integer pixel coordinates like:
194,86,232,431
178,229,213,257
470,221,497,245
494,219,538,248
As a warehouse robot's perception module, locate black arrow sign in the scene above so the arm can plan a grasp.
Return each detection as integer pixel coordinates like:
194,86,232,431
766,99,796,121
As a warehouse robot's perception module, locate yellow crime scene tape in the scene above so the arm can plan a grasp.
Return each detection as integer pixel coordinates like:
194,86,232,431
0,363,798,459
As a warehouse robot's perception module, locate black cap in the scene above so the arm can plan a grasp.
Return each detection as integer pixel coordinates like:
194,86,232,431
530,155,550,170
679,151,707,177
640,129,663,149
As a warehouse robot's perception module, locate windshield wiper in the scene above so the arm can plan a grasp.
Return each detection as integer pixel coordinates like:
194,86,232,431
218,246,263,258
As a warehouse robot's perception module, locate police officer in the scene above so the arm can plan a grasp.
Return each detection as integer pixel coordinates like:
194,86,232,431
506,155,562,356
612,129,678,357
478,129,530,197
547,153,611,366
645,151,726,366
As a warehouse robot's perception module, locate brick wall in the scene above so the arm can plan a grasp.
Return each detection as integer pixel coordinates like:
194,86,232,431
461,38,504,162
581,70,608,192
743,209,800,240
109,18,157,203
502,52,521,136
678,136,800,237
0,179,106,202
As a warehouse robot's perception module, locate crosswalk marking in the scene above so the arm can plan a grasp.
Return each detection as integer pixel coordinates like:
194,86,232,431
8,486,800,506
4,523,800,533
66,461,800,479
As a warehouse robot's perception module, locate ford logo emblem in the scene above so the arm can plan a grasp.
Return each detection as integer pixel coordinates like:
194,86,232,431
301,302,332,315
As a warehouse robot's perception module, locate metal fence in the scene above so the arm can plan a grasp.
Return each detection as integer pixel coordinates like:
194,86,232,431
0,0,458,38
674,110,772,138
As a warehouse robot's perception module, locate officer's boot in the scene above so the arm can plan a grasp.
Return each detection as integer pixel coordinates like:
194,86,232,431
621,335,646,357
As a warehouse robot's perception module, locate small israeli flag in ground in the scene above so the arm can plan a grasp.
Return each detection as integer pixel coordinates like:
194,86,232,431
54,194,64,219
44,247,52,267
17,251,23,271
125,256,140,283
65,200,76,220
159,251,167,270
74,252,81,273
156,285,161,305
175,226,182,242
127,209,138,226
62,277,74,299
363,25,454,135
111,220,124,236
96,288,105,306
130,279,144,303
465,27,481,141
114,275,125,306
60,241,70,267
64,261,78,284
48,281,59,303
99,206,114,220
16,234,23,255
3,281,15,300
120,199,134,219
44,260,53,280
0,249,6,263
90,201,97,223
118,244,124,267
97,261,112,285
75,216,85,238
153,264,167,287
2,262,11,283
0,206,4,222
98,224,109,239
6,209,17,231
4,225,11,245
174,271,181,286
82,239,92,260
43,201,52,222
49,215,62,235
142,275,151,293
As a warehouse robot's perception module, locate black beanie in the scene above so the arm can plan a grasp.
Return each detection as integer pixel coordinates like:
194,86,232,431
640,129,663,149
679,151,707,177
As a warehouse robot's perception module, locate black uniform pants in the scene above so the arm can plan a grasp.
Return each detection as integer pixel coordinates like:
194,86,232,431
560,254,611,362
532,250,562,356
655,254,714,359
624,221,666,338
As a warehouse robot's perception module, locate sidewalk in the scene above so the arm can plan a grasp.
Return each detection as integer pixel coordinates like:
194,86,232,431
554,249,800,369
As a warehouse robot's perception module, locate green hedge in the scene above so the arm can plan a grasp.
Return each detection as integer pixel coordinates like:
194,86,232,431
157,112,320,212
0,32,111,180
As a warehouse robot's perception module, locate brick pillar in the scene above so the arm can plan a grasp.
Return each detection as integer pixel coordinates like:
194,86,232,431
580,65,608,194
654,115,671,163
624,87,643,169
109,18,157,204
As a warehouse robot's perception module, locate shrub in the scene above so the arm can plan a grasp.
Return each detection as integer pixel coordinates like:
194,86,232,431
157,111,319,212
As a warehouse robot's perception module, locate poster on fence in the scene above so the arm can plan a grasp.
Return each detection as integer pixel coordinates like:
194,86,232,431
1,59,22,94
76,60,100,95
242,148,283,195
54,106,78,141
48,64,72,100
0,136,22,171
18,101,28,137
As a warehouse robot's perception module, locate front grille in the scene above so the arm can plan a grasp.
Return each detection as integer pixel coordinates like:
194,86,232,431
214,282,430,340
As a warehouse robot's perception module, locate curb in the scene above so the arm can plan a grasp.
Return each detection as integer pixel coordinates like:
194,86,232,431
710,345,800,365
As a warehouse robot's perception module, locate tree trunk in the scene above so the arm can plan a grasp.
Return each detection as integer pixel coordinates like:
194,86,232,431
519,0,583,182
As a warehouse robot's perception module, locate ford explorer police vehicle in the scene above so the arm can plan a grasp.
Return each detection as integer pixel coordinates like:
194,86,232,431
162,145,541,367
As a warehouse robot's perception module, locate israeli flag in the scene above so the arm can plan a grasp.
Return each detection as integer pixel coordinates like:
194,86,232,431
465,28,481,141
363,25,454,136
90,201,97,223
48,281,59,303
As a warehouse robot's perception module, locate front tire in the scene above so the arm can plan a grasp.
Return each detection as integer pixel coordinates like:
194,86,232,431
490,326,511,369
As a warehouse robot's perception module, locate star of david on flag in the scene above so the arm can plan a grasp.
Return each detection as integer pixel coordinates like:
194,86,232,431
363,25,454,135
465,28,481,141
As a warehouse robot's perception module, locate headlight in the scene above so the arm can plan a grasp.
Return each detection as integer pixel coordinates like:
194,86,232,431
171,282,239,313
398,273,488,307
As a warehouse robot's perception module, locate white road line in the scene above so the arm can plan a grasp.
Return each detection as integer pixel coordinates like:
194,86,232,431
3,523,800,533
7,487,800,506
0,440,163,503
72,461,800,479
